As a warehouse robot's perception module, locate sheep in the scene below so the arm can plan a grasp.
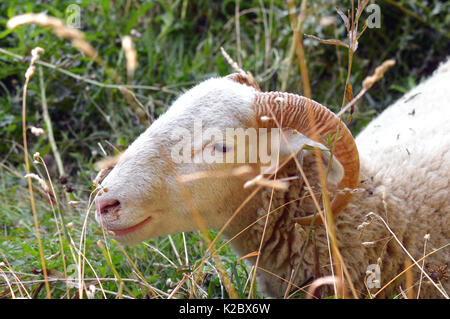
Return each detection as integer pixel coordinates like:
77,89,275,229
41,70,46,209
95,58,450,299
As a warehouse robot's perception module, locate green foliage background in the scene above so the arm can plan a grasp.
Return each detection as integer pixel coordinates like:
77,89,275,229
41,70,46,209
0,0,448,298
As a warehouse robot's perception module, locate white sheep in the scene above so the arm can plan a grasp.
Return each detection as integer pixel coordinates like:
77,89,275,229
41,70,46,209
95,59,450,298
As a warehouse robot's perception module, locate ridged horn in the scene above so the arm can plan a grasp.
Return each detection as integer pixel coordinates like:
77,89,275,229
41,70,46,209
253,92,360,226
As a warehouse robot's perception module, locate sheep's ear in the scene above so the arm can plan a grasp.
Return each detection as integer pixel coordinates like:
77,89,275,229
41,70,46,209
278,130,344,186
226,73,261,91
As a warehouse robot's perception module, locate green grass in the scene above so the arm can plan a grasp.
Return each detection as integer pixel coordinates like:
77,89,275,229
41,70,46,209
0,0,449,298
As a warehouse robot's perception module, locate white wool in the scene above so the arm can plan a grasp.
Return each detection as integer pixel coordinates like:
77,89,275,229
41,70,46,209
96,59,450,298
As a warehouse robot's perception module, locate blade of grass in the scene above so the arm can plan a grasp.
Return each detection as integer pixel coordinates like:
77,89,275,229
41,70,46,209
21,47,52,299
366,212,448,298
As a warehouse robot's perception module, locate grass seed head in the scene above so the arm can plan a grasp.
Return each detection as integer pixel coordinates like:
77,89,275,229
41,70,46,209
32,152,41,162
97,240,104,249
8,13,97,58
122,35,137,80
93,168,108,187
68,201,80,206
24,66,35,79
363,59,396,90
24,173,50,193
361,241,376,247
30,126,44,136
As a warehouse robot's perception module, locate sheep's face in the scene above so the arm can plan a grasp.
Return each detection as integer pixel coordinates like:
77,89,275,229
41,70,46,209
95,76,345,244
95,77,261,244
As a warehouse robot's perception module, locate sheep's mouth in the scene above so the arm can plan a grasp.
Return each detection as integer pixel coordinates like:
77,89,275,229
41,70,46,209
106,215,153,236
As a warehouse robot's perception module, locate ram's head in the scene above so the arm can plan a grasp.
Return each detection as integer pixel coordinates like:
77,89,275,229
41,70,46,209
95,73,359,244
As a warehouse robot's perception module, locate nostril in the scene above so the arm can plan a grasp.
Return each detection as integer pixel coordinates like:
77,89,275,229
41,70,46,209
97,199,121,215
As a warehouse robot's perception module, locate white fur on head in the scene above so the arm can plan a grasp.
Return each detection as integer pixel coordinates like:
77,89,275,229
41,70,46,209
96,77,258,244
95,76,344,244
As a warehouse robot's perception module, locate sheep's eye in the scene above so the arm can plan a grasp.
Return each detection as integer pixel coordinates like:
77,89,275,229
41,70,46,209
213,143,231,153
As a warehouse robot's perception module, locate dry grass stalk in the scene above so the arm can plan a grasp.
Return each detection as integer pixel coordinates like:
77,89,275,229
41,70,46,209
154,144,238,299
257,266,314,298
119,87,149,126
7,13,97,59
29,126,44,136
306,276,344,299
305,0,370,115
143,242,178,268
286,0,311,98
237,251,259,262
417,234,430,298
264,103,358,298
246,128,285,297
220,46,259,90
121,36,138,82
0,262,32,298
7,13,149,125
258,0,272,73
404,258,414,299
0,47,176,93
37,66,67,181
93,168,108,187
337,59,396,117
362,59,396,90
177,166,253,183
180,186,239,299
113,240,159,298
96,240,126,298
365,212,448,298
234,0,242,67
243,174,289,191
95,154,122,171
264,3,370,294
24,173,50,193
220,48,326,296
21,46,52,299
187,186,263,297
31,153,75,298
0,268,16,298
299,9,379,294
220,46,246,75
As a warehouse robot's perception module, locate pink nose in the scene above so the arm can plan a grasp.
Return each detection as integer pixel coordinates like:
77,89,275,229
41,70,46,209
96,199,121,215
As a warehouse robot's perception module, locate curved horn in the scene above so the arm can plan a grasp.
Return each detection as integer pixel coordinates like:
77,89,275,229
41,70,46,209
253,92,360,226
